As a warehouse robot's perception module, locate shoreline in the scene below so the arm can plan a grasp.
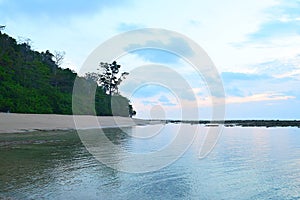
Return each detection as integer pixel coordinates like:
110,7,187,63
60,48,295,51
1,113,299,134
0,113,156,134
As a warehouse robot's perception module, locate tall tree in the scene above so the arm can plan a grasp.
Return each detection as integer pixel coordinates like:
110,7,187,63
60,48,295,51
84,61,136,117
53,51,65,67
92,61,129,96
0,31,136,116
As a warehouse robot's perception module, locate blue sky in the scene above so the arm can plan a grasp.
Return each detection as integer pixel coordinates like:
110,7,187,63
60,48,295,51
0,0,299,119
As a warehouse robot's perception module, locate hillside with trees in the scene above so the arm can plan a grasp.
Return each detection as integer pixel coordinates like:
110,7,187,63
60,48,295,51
0,30,135,117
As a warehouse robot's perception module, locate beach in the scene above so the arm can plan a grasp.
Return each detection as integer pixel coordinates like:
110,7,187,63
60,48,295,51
0,113,150,133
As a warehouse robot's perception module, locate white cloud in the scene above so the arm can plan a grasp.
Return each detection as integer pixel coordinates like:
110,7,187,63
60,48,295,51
132,90,296,119
226,93,295,104
2,0,300,119
273,69,300,79
2,0,282,73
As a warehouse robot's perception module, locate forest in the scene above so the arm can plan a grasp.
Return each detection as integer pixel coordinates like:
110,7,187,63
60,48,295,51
0,30,135,117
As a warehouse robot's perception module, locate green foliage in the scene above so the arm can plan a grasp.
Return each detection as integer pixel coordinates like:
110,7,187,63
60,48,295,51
86,61,129,96
85,61,135,117
0,32,135,117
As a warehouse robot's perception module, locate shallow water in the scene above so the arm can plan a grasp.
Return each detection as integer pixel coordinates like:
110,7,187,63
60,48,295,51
0,124,299,199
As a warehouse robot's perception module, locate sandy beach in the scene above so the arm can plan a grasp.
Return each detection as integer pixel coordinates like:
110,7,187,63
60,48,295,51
0,113,151,133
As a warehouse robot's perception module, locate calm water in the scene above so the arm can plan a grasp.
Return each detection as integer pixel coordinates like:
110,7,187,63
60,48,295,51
0,124,300,199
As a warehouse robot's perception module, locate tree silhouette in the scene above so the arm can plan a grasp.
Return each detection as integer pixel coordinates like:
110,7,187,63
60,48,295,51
84,61,136,117
129,104,136,117
53,51,65,67
92,61,129,96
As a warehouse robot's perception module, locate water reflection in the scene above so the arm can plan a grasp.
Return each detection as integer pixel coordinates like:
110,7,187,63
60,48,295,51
0,126,300,199
78,124,199,173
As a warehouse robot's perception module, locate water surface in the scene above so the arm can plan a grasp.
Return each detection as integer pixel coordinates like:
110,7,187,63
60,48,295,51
0,125,299,199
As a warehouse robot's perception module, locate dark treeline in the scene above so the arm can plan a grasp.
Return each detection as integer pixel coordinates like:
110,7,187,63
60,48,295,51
161,120,300,128
0,31,135,117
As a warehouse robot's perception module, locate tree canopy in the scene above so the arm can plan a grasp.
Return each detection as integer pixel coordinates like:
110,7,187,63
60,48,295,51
85,61,135,117
85,61,129,96
0,31,135,117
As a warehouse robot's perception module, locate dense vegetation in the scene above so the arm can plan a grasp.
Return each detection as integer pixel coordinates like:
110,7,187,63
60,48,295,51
0,30,135,117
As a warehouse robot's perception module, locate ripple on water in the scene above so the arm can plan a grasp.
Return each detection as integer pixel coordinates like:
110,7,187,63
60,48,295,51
0,126,300,199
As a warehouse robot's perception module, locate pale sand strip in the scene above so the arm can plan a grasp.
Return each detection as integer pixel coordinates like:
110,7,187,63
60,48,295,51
0,113,151,133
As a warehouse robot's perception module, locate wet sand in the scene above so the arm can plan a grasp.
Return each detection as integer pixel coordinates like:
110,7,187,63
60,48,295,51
0,113,150,133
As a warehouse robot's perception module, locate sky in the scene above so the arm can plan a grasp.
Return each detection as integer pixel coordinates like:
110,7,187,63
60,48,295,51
0,0,299,119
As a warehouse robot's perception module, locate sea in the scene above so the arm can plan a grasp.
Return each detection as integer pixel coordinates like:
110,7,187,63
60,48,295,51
0,124,299,199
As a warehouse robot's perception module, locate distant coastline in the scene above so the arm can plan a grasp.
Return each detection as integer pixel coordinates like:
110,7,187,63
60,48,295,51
160,119,300,128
